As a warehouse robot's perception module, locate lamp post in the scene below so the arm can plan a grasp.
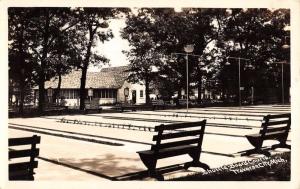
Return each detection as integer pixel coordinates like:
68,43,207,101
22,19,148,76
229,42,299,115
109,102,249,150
282,36,290,49
271,61,289,104
171,44,204,113
225,56,251,107
270,33,290,104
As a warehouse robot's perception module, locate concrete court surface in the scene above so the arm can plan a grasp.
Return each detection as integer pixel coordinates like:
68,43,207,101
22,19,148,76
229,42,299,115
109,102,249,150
7,105,291,181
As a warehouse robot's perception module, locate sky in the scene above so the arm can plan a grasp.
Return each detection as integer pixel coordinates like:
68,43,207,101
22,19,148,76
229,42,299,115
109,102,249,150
89,18,130,72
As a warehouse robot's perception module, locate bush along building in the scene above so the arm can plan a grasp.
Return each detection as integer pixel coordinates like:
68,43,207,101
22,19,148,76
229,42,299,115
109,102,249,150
34,66,146,108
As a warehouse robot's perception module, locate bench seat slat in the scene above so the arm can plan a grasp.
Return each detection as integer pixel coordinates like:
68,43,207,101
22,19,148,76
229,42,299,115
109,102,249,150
138,145,198,159
153,129,201,141
247,130,286,140
9,136,40,146
9,161,38,172
155,120,206,131
9,149,39,159
246,131,287,148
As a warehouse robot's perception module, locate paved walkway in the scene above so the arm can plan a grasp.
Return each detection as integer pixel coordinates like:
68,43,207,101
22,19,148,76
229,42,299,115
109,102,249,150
8,105,291,181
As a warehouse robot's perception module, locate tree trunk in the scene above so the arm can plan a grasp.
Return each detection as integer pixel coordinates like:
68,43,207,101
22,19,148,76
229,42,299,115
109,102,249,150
38,9,50,114
79,26,94,110
79,65,88,110
18,77,25,115
17,24,25,115
145,78,150,105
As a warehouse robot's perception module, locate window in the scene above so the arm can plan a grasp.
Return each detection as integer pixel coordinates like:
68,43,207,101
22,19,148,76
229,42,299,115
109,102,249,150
140,90,144,98
60,89,79,99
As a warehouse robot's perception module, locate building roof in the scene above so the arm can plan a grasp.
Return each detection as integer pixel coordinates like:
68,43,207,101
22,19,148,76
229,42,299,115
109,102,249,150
44,66,129,89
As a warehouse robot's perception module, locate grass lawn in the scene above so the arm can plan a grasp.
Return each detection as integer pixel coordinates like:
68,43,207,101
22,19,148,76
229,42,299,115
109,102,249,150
170,152,290,181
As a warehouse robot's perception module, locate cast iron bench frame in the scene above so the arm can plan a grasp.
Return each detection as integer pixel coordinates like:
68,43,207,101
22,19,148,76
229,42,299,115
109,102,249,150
137,120,209,180
9,135,41,180
242,113,291,156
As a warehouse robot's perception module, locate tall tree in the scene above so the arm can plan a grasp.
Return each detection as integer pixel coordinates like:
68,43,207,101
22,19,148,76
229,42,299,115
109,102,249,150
8,8,36,114
18,8,78,113
47,31,78,103
122,8,226,103
122,9,165,104
69,8,127,110
217,8,290,103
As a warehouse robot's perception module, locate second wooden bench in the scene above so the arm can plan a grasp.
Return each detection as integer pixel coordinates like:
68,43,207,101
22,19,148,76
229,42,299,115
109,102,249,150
9,135,41,180
242,113,291,156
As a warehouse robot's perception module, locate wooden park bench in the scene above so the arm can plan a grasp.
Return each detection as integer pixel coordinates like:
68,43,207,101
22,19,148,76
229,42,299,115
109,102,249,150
178,99,187,106
84,98,102,114
137,120,210,180
151,99,165,110
9,135,41,180
115,103,137,112
242,113,291,156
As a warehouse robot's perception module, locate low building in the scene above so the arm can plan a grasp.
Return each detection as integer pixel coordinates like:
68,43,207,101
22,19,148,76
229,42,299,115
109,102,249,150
41,66,146,107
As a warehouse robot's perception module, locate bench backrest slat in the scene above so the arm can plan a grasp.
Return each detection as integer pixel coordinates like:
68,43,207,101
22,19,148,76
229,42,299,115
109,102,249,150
153,129,202,141
267,113,291,119
9,149,40,159
9,136,40,146
9,161,39,172
152,138,199,150
154,120,206,131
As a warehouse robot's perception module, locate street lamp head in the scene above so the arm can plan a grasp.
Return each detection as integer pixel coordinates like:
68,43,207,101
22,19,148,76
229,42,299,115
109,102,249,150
282,36,290,49
282,44,290,49
184,44,194,53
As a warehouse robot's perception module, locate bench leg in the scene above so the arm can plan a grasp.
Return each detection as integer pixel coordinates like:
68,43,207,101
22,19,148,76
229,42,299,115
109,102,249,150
271,143,291,150
138,154,164,180
241,148,271,157
185,151,210,170
184,161,210,170
148,171,164,181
